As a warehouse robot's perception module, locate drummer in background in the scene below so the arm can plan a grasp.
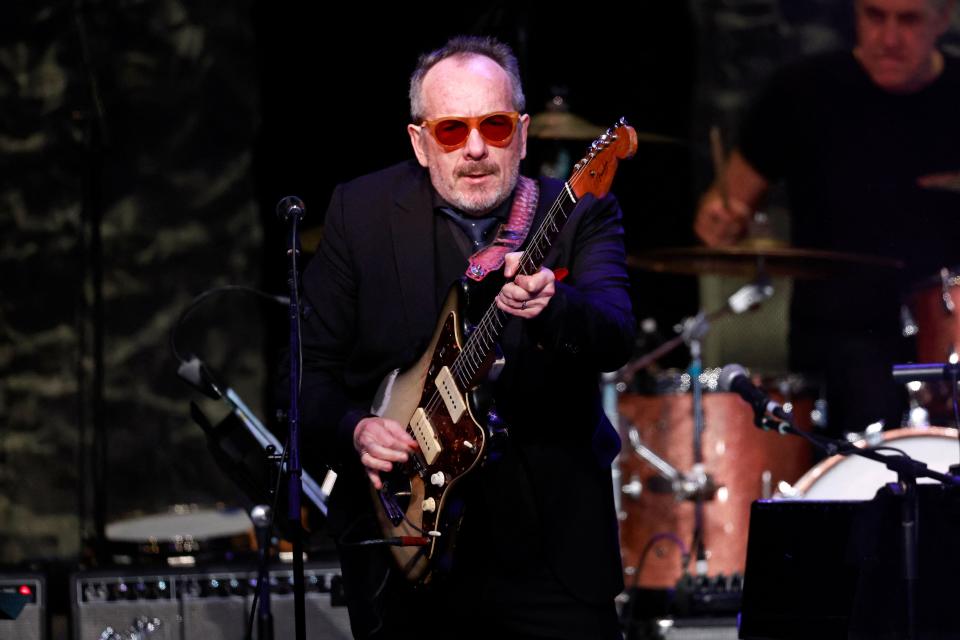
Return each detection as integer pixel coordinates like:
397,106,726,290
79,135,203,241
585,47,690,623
695,0,960,437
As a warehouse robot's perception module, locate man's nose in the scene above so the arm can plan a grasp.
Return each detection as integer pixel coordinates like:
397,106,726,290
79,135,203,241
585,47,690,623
463,127,488,160
880,16,901,47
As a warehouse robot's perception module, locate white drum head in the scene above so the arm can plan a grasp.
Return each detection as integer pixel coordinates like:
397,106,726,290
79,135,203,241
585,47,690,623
781,427,959,501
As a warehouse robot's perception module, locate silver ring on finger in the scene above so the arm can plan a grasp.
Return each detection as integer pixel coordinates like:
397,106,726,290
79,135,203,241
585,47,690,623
521,300,528,310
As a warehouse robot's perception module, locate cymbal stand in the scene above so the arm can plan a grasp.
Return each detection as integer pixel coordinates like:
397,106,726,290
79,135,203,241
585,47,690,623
619,277,773,578
621,276,773,378
682,314,710,576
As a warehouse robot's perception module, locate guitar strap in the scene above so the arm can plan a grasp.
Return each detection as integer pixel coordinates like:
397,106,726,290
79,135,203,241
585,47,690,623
464,175,539,282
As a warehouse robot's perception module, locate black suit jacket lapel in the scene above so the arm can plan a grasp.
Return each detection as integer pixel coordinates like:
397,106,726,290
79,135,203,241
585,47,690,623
389,166,438,342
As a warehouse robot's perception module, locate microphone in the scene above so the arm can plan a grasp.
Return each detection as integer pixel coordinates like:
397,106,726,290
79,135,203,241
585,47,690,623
276,195,306,222
718,363,792,432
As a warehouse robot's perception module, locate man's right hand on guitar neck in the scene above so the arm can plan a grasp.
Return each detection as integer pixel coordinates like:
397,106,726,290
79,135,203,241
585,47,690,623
353,416,418,489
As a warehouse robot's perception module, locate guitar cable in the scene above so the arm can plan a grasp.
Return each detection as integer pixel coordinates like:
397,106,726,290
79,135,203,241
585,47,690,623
336,507,431,548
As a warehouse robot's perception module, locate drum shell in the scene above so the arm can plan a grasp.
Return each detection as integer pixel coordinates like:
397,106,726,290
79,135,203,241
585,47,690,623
910,271,960,363
909,272,960,424
618,385,814,589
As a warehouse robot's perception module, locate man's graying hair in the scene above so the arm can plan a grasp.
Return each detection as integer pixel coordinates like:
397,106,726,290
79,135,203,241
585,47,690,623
409,35,526,122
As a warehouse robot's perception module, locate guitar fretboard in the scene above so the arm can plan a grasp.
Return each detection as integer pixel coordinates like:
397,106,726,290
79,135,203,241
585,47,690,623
449,185,579,388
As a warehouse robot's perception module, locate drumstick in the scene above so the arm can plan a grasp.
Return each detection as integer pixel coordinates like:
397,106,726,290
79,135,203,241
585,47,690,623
709,124,729,210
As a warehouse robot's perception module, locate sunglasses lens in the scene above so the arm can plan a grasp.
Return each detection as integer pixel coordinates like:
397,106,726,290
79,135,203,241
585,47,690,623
478,114,515,142
433,119,470,147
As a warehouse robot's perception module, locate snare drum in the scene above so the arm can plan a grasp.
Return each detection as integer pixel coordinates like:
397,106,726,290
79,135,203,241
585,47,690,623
780,427,959,500
105,505,254,566
618,372,817,588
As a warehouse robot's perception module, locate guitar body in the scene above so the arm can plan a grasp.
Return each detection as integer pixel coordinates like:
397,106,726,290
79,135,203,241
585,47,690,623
370,277,499,583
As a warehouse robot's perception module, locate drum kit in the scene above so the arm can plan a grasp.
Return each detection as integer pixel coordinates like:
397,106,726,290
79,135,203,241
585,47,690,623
614,243,960,599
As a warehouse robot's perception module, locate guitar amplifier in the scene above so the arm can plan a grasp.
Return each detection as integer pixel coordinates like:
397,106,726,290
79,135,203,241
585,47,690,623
0,572,45,640
72,563,351,640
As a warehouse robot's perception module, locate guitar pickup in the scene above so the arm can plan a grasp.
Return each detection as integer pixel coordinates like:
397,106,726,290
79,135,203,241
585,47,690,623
409,408,441,464
435,366,466,422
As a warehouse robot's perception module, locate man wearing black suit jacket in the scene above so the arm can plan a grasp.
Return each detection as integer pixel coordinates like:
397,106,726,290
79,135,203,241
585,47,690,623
300,35,634,639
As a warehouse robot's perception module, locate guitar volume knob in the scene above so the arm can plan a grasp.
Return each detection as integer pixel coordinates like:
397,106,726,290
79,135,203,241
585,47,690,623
430,472,446,487
422,498,436,512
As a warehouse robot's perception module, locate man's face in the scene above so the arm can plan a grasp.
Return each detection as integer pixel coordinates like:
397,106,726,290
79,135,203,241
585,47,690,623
408,54,529,216
854,0,951,93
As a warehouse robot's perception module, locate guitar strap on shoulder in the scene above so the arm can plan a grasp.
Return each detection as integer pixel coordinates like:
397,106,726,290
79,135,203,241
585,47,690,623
464,175,539,282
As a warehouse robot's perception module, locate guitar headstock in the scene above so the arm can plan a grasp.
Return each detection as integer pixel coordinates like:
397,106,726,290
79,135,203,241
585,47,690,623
568,118,638,200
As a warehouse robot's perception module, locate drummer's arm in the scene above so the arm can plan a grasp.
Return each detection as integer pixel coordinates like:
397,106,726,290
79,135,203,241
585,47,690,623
694,150,770,247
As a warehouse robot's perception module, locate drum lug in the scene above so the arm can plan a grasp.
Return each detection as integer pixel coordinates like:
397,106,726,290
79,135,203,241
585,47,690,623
941,267,957,315
621,474,643,500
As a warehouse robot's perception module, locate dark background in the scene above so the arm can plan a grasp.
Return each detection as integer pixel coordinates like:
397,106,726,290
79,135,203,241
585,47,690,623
2,0,958,566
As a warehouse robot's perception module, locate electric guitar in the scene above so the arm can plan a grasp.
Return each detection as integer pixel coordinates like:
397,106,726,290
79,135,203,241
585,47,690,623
369,119,638,583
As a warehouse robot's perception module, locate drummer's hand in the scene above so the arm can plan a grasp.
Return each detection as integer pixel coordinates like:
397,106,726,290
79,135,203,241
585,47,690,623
353,417,418,489
694,191,751,247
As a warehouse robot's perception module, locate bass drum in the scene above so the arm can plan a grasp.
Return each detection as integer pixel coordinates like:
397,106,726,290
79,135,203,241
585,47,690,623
781,427,959,501
618,372,817,589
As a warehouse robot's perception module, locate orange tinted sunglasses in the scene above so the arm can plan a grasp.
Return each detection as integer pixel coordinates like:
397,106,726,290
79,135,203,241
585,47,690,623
419,111,520,152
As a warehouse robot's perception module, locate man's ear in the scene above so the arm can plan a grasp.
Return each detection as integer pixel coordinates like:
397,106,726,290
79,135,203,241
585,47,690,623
408,124,429,167
518,113,530,161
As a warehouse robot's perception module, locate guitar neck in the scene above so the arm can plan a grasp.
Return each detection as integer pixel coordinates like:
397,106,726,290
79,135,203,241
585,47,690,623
452,183,578,387
516,183,578,276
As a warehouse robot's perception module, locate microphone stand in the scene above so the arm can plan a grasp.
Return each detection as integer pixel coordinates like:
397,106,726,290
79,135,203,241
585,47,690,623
755,410,960,640
279,197,307,640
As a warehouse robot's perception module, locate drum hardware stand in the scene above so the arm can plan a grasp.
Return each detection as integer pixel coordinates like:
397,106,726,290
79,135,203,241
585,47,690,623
620,277,773,377
603,371,628,520
892,362,960,475
686,318,709,576
736,394,960,640
624,279,773,577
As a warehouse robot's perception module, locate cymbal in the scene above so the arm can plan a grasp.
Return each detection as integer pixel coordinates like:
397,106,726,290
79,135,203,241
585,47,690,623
528,111,604,140
528,111,681,145
629,245,903,279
